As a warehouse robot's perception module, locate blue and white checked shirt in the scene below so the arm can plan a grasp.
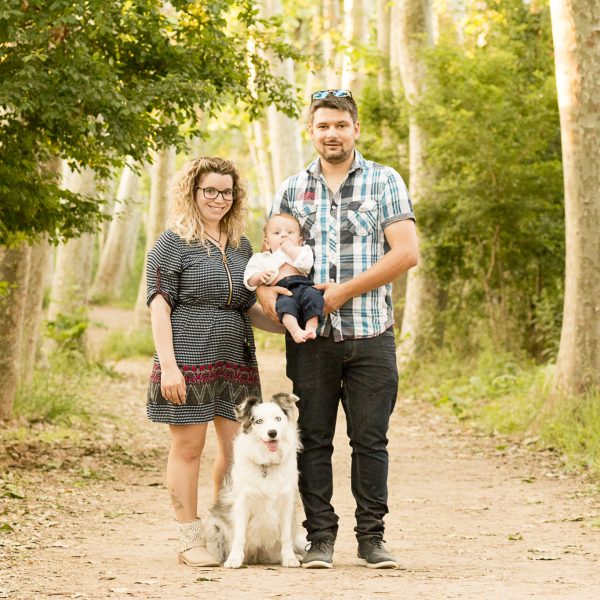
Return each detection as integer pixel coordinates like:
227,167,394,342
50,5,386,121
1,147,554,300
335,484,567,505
270,150,415,341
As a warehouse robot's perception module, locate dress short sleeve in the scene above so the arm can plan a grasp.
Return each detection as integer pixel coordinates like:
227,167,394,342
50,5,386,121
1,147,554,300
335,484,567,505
146,231,182,308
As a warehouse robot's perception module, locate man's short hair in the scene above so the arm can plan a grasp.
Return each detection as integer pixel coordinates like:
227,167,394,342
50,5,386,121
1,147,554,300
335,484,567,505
308,95,358,124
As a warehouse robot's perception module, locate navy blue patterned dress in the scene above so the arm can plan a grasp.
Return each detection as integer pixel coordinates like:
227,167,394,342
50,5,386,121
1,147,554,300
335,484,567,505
146,230,261,424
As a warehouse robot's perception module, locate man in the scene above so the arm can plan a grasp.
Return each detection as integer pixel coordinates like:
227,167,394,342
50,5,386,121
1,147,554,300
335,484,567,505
257,89,418,569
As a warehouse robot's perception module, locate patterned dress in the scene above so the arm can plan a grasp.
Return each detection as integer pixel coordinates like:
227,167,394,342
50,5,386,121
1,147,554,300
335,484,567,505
146,230,261,424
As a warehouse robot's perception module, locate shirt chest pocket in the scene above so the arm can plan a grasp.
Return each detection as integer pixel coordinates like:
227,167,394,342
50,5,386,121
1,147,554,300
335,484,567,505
291,202,318,240
346,197,378,237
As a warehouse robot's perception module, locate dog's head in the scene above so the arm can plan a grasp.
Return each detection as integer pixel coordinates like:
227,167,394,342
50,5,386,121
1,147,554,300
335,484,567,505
271,392,300,423
235,393,299,454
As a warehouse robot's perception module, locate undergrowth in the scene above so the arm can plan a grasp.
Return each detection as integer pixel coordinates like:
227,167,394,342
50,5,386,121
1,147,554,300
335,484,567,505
99,327,155,361
402,348,600,474
13,349,119,426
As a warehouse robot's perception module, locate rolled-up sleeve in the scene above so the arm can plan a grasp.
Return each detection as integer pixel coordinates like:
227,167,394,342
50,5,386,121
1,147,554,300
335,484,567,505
146,231,182,309
381,169,415,228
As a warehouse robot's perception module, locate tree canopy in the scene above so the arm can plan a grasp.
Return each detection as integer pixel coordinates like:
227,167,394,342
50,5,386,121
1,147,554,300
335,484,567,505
0,0,299,244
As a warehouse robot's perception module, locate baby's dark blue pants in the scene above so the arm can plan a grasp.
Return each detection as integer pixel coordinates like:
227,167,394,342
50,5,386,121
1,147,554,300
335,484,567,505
275,275,324,327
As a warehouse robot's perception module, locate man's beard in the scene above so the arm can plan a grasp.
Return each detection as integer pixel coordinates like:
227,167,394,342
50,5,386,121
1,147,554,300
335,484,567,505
319,144,353,164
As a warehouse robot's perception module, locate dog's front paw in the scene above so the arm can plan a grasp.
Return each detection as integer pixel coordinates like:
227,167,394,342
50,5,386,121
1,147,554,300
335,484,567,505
281,552,301,568
224,553,244,569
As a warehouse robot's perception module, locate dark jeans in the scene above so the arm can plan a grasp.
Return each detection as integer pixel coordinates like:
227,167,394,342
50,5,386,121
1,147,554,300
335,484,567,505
275,275,324,327
285,328,398,543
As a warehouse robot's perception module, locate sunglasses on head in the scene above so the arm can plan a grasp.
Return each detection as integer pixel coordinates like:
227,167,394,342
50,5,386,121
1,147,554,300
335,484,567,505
311,89,353,100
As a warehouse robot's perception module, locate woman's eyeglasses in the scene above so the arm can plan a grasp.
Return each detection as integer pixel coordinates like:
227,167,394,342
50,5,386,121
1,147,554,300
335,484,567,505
195,187,235,201
311,89,353,100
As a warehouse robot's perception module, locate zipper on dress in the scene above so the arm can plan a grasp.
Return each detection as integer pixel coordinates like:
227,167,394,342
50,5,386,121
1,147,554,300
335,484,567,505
222,250,233,306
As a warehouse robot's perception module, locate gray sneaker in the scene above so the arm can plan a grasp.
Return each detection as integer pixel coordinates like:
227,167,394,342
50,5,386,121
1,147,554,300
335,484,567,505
357,538,398,569
302,536,335,569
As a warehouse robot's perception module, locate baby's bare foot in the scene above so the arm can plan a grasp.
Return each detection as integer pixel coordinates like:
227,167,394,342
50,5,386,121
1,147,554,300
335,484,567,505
289,327,308,344
304,329,317,340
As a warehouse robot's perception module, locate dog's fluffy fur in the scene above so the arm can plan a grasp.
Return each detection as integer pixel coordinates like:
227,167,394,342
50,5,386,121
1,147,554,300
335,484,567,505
204,393,304,568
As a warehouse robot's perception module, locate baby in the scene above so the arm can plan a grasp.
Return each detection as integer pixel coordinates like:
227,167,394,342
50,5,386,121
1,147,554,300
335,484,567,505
244,213,324,343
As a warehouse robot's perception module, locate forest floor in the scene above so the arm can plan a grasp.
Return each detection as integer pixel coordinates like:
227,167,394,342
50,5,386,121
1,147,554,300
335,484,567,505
1,307,600,600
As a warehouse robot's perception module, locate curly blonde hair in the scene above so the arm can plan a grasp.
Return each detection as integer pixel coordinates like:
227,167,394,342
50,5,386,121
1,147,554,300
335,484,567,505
166,156,247,248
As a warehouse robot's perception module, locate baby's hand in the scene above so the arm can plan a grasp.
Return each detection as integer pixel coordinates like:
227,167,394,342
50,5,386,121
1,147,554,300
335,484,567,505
280,239,297,254
259,269,278,284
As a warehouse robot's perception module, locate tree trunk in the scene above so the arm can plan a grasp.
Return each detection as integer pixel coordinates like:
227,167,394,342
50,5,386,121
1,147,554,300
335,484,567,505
265,0,304,186
20,157,61,386
377,0,391,90
19,236,52,386
322,0,341,88
395,0,434,364
550,0,600,395
91,165,141,301
134,148,175,327
248,121,275,211
0,243,31,419
47,167,97,351
341,0,369,95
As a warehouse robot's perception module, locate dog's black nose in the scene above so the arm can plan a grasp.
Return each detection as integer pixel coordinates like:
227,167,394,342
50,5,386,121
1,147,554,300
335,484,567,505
268,429,277,439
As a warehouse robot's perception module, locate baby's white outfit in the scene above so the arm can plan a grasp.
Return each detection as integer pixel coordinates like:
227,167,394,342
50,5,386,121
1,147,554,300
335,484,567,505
243,246,314,291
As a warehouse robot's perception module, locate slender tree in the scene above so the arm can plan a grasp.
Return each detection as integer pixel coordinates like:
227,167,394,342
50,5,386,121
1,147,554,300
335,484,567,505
0,243,31,419
19,235,52,386
550,0,600,394
46,168,97,350
134,148,176,326
395,0,434,363
248,120,276,212
265,0,304,186
91,165,141,301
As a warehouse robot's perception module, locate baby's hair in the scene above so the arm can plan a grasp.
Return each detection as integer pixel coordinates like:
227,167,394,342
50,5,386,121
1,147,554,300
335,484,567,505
262,213,302,251
263,213,301,235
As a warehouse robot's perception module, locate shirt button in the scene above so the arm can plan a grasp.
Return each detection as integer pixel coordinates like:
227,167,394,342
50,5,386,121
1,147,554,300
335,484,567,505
329,278,335,283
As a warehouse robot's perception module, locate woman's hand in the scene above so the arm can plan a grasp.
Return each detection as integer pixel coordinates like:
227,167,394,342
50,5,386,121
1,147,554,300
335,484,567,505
160,365,187,404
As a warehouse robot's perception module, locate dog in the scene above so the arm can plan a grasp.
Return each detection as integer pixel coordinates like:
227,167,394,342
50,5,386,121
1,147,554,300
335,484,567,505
204,393,305,568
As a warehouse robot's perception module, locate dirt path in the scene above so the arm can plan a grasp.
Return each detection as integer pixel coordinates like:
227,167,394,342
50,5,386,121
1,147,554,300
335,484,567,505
2,308,600,599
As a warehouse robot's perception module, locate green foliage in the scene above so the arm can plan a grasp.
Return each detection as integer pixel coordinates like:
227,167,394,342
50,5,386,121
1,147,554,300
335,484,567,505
45,311,89,352
99,327,156,361
358,82,409,175
363,0,563,359
0,0,301,244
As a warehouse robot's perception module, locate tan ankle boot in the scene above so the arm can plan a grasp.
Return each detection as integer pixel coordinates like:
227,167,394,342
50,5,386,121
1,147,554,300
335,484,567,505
177,519,219,567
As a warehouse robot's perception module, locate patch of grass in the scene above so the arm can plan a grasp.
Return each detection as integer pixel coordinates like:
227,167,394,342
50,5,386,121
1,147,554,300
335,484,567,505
13,350,96,425
402,348,600,475
99,327,155,361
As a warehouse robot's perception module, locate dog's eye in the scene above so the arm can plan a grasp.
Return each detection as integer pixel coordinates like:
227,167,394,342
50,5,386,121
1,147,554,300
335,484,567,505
255,419,263,424
275,416,281,421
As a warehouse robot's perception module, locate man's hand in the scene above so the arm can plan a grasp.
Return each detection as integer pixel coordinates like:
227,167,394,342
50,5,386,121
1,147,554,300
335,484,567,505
256,284,292,322
314,282,350,314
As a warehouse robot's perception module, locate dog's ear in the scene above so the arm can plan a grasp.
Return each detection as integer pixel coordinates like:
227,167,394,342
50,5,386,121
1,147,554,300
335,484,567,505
271,393,300,422
235,396,262,432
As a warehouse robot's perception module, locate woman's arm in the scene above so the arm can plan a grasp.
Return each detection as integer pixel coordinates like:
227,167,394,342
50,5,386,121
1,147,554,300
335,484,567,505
149,295,187,404
247,302,286,333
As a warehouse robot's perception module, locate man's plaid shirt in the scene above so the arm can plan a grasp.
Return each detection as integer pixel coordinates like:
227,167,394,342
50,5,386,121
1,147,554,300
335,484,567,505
270,150,415,341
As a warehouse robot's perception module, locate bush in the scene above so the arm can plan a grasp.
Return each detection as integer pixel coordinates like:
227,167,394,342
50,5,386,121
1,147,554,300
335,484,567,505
13,350,111,425
99,327,155,361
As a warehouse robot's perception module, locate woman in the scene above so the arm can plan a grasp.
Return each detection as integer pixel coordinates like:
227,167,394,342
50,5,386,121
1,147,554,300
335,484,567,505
146,156,278,566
